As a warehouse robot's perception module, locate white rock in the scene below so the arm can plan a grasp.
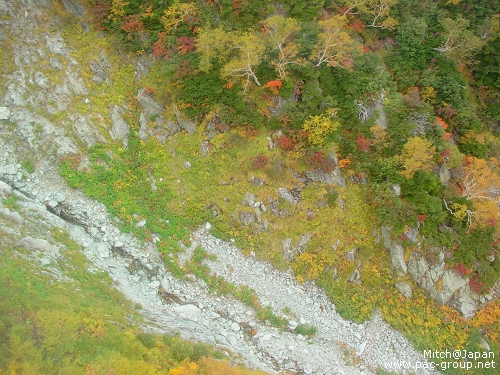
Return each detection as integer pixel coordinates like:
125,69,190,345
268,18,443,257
92,242,110,258
0,107,11,120
54,193,66,203
230,322,240,331
173,304,201,316
149,280,160,288
114,241,124,248
358,341,367,355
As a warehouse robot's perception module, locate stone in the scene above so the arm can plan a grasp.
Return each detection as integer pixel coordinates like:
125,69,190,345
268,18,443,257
135,55,153,80
297,234,311,254
183,160,191,168
288,320,298,330
173,304,201,316
16,237,59,257
439,164,450,184
0,107,11,120
90,52,110,84
455,288,478,319
357,341,367,355
54,193,66,203
239,211,256,226
45,34,68,55
437,270,469,304
34,71,49,89
390,243,407,274
1,208,24,224
91,242,110,258
278,188,295,204
114,241,124,248
0,164,17,175
66,68,88,95
137,89,163,122
72,115,105,148
282,238,295,262
245,192,255,206
304,168,346,187
480,337,490,351
149,280,160,288
49,57,63,70
345,249,356,263
390,184,401,196
109,105,130,146
47,200,58,209
61,0,87,16
0,180,12,194
200,140,209,157
404,226,419,243
177,117,196,134
230,322,240,331
40,258,51,266
348,267,361,283
160,277,170,291
395,282,413,298
380,226,392,249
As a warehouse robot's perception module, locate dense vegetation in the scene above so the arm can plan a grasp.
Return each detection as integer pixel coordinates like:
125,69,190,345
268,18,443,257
50,0,500,373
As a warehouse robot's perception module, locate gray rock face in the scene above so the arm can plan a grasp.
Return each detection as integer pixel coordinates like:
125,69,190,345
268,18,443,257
137,88,164,126
66,68,88,95
45,34,68,55
90,53,110,84
109,105,130,146
278,188,296,204
16,236,59,258
245,192,256,206
72,115,105,147
439,164,450,184
395,282,413,298
61,0,87,17
177,117,196,134
281,234,310,262
305,168,346,187
239,211,256,226
390,243,407,275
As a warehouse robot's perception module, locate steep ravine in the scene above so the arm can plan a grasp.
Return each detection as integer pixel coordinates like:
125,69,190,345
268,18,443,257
0,0,438,373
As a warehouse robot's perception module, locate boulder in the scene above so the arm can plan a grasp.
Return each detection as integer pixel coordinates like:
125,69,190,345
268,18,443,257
395,282,413,298
45,34,68,55
16,237,59,257
282,238,295,262
90,52,110,84
390,243,407,274
435,270,469,304
177,117,196,134
278,188,296,204
90,242,111,258
66,68,88,95
137,88,164,127
109,105,130,147
245,192,255,206
173,304,201,316
239,211,256,226
72,115,105,148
